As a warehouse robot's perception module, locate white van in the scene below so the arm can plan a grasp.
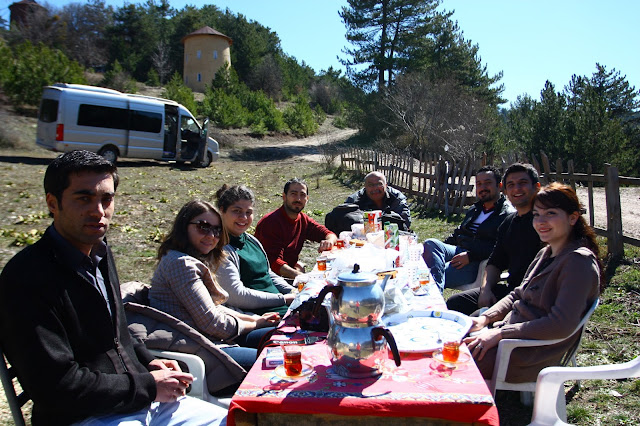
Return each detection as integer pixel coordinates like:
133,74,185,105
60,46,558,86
36,83,219,167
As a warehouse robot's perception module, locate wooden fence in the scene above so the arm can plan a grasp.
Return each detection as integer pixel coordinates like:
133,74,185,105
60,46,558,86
340,147,640,259
340,147,482,216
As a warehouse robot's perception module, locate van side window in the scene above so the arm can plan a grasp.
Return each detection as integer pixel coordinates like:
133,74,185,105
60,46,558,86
39,99,58,123
78,104,128,130
77,104,162,133
130,110,162,133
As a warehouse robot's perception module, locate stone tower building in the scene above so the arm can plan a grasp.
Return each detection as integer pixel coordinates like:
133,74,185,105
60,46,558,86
181,26,232,93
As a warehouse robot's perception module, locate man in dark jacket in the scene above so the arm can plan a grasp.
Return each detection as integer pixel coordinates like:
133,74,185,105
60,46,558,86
447,163,542,314
345,171,411,230
423,166,513,291
0,151,225,425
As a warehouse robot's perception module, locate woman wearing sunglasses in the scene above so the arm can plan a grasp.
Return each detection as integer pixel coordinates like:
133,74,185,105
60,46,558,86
215,184,296,316
149,200,280,373
463,183,603,382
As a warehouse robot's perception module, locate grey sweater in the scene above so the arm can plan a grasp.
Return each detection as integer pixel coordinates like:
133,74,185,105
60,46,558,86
215,233,294,311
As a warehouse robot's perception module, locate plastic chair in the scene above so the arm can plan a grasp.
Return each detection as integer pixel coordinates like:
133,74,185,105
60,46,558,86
0,344,29,426
454,259,488,291
148,349,232,409
490,298,599,405
528,356,640,426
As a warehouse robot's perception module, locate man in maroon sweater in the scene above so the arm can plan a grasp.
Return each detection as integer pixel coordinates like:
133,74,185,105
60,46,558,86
255,178,337,279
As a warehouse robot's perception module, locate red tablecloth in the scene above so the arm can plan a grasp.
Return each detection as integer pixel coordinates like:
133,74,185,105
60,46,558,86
228,340,499,425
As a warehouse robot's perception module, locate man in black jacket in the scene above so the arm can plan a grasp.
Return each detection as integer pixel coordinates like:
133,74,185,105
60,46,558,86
345,171,411,230
422,166,513,292
447,163,542,315
0,151,225,425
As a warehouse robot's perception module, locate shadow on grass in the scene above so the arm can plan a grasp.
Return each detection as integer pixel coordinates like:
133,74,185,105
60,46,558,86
494,390,533,425
0,155,209,172
0,155,53,166
228,145,320,162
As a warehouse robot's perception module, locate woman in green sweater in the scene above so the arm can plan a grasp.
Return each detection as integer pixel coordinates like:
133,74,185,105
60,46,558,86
214,184,295,316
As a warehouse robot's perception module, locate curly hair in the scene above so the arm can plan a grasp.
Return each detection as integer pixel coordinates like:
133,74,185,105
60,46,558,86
215,184,255,212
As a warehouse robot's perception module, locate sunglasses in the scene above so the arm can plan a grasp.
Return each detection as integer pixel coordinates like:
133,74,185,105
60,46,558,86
190,221,223,237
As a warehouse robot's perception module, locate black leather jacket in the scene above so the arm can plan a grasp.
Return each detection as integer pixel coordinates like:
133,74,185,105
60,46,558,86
444,195,513,262
0,227,156,425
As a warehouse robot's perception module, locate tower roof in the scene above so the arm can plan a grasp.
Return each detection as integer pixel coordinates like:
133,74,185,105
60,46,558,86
181,26,233,45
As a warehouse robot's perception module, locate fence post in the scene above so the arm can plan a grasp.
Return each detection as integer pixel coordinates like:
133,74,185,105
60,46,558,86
605,164,624,259
540,151,552,184
587,164,595,228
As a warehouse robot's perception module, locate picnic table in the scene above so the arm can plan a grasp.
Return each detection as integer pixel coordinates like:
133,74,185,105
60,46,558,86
227,261,499,425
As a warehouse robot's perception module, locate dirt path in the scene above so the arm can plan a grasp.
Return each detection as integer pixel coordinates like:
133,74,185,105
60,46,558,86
575,186,640,241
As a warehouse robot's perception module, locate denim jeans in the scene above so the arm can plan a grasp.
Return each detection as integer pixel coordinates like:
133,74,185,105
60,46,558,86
72,395,227,425
422,238,480,291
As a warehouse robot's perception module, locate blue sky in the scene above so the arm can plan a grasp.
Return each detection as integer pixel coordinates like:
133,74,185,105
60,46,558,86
2,0,638,107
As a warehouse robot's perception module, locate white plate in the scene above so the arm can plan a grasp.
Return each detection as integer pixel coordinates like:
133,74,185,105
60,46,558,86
384,310,472,353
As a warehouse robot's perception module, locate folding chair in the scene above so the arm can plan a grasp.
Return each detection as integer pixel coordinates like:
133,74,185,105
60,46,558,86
148,349,232,409
490,298,599,405
528,356,640,425
0,344,29,426
453,259,488,291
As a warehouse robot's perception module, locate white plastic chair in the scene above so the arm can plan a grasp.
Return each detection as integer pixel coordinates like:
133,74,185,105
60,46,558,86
490,298,599,405
0,344,28,426
528,356,640,426
148,349,232,409
453,259,489,291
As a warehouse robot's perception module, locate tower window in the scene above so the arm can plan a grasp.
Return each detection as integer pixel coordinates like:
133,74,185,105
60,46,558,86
197,50,201,59
197,73,201,82
213,50,218,59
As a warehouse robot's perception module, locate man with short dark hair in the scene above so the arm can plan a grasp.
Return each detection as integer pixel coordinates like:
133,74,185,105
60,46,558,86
447,163,542,315
345,171,411,230
255,178,337,279
422,166,513,291
0,150,226,425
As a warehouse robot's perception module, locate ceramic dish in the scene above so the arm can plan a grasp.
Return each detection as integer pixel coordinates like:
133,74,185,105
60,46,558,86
432,349,472,367
274,363,314,380
384,310,472,353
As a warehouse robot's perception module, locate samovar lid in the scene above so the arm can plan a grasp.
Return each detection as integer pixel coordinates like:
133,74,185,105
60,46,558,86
337,264,377,284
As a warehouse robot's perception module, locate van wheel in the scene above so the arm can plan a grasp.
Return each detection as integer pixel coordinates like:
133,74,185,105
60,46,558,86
99,147,118,164
198,152,212,168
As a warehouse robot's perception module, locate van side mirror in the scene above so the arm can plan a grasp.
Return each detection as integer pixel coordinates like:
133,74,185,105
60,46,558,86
201,118,209,139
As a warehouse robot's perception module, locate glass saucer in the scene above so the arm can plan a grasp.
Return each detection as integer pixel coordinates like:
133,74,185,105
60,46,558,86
274,363,314,380
432,350,471,368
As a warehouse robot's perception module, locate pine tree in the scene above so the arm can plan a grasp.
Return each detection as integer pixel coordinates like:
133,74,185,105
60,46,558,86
339,0,442,91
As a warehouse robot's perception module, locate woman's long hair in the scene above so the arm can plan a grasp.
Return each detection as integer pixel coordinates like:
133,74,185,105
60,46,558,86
157,200,228,272
534,182,605,290
215,184,255,213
